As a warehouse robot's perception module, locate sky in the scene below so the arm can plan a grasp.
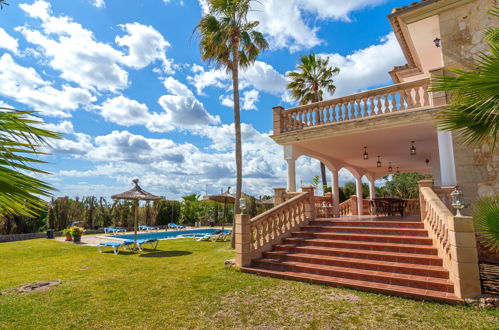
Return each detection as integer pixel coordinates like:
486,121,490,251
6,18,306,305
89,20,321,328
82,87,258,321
0,0,410,200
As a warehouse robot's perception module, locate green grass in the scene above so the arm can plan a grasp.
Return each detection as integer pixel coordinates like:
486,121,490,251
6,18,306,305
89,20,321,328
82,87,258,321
0,239,498,329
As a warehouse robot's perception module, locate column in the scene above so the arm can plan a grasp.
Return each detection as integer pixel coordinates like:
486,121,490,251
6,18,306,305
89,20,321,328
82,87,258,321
369,179,376,200
437,130,457,186
235,214,251,267
355,177,364,216
286,159,296,192
331,170,340,217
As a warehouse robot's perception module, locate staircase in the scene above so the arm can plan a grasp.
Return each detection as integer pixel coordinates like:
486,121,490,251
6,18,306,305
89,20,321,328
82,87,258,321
241,217,462,303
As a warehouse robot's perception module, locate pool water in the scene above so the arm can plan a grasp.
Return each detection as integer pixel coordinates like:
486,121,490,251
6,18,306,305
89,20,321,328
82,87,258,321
111,228,231,240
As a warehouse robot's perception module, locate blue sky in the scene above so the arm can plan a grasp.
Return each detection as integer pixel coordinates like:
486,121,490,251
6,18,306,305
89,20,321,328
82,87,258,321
0,0,410,199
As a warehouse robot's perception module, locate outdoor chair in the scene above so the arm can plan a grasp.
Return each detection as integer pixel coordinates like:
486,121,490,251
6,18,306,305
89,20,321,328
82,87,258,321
391,200,408,217
104,227,126,235
123,238,159,251
97,241,133,255
373,200,390,216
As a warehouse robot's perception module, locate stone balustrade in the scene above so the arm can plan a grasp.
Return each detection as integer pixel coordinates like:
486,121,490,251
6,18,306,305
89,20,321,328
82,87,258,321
273,78,431,134
236,187,315,266
418,180,481,299
339,199,353,216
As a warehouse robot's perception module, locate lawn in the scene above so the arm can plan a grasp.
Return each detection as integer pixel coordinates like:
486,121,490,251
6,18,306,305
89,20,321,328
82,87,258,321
1,238,498,329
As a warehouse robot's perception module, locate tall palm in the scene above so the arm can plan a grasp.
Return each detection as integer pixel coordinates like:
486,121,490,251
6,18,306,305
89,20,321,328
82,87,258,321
0,1,8,9
287,53,340,195
195,0,268,247
0,108,60,217
431,7,499,147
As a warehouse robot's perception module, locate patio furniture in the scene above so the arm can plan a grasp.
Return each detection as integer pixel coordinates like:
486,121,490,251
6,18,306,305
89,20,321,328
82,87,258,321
391,199,408,217
139,225,159,231
123,238,159,251
104,227,126,235
168,223,186,229
372,198,407,216
98,241,131,255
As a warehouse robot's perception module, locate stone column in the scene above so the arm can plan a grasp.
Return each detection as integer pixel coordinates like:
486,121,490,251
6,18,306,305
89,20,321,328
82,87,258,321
350,195,358,215
235,214,251,267
274,187,286,206
331,169,340,218
355,177,364,216
437,130,457,186
272,106,285,135
286,159,296,192
301,186,316,221
369,179,376,200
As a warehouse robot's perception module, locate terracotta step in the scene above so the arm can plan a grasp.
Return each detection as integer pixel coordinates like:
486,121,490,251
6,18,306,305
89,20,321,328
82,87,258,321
273,244,442,266
309,220,424,229
263,251,449,278
301,225,428,237
240,266,462,304
283,238,437,254
252,259,454,292
291,232,434,245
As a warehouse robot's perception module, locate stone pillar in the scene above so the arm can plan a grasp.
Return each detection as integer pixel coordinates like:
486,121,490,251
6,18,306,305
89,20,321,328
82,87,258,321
418,179,433,221
301,186,315,221
369,179,376,200
274,187,286,206
448,215,482,298
437,130,457,186
350,195,358,215
235,214,251,267
286,159,296,192
331,169,340,218
355,177,364,216
272,106,285,135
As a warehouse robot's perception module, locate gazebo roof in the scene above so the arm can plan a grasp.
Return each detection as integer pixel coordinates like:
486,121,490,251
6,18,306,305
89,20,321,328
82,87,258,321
203,192,251,204
111,179,162,201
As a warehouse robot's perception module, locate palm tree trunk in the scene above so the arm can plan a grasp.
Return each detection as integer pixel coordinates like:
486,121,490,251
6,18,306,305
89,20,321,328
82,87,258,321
231,37,242,249
313,89,328,195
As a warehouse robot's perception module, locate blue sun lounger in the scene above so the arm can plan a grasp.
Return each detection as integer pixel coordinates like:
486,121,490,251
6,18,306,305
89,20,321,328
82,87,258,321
168,223,186,229
104,227,126,235
139,225,159,231
123,238,159,251
97,241,134,255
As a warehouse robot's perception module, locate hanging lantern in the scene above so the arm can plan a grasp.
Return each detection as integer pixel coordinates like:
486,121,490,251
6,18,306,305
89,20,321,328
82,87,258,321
396,167,400,175
410,141,417,156
377,156,382,168
426,159,430,166
363,146,369,160
388,162,393,173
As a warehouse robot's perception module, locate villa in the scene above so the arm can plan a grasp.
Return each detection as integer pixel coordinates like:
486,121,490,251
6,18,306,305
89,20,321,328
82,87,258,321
235,0,499,303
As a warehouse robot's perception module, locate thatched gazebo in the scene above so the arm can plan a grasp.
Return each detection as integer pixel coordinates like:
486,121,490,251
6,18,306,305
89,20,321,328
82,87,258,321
111,179,162,250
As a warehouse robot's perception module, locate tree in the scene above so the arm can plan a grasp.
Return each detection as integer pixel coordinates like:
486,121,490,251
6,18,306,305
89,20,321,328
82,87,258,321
431,7,499,147
382,173,432,199
195,0,268,247
0,1,8,9
473,195,499,252
287,54,340,195
0,109,60,217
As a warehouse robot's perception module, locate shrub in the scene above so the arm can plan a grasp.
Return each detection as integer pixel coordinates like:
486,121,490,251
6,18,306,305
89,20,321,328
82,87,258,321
69,226,85,237
473,195,499,252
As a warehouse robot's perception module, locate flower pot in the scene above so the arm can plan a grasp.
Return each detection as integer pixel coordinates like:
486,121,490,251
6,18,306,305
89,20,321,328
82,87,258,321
73,236,81,243
65,235,73,241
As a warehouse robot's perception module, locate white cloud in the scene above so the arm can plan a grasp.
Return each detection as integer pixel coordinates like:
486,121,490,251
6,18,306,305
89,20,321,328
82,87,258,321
163,76,193,97
42,120,75,134
91,0,105,8
116,22,173,73
220,89,260,110
101,96,150,126
0,28,18,54
18,1,128,92
0,54,95,117
320,32,405,97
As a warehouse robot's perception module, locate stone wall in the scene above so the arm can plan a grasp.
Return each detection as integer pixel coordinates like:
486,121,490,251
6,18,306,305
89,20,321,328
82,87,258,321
0,229,105,243
439,0,499,214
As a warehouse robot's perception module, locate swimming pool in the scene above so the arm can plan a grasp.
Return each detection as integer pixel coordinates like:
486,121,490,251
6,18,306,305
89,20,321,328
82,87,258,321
110,228,231,240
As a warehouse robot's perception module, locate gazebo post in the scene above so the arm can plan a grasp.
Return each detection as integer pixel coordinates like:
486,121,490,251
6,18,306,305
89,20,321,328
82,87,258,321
134,199,139,251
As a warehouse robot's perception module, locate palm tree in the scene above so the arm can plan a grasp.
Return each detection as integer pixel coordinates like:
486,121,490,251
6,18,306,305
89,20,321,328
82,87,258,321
195,0,268,247
473,195,499,252
287,53,340,194
431,6,499,147
0,1,8,9
0,108,60,217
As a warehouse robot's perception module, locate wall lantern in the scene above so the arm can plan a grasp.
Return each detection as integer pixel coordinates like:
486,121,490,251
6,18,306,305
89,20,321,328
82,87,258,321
433,37,441,48
363,146,369,160
388,162,393,173
239,197,247,214
450,186,464,216
396,167,400,175
410,141,417,156
377,156,382,168
426,159,430,166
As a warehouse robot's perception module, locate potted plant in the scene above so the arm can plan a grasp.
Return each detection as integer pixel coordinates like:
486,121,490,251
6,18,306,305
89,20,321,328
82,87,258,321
70,226,85,243
62,228,72,241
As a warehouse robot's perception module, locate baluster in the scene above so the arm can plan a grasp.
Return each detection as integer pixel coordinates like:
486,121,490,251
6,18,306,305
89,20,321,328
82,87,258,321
414,86,421,107
384,94,389,113
325,106,331,124
330,104,336,122
369,96,375,115
423,84,430,106
391,92,397,111
377,95,382,113
353,100,359,118
406,88,414,109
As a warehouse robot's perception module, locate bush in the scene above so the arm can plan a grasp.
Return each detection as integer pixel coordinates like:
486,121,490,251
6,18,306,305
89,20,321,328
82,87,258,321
69,226,84,237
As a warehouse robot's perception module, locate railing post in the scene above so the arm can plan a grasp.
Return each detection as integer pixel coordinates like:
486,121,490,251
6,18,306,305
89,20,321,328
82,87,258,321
235,214,251,267
272,106,285,135
301,186,315,221
448,216,481,298
418,180,433,220
274,187,286,206
350,195,358,215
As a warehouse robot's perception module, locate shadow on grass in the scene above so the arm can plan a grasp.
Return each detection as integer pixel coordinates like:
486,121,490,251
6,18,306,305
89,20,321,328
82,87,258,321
139,250,193,258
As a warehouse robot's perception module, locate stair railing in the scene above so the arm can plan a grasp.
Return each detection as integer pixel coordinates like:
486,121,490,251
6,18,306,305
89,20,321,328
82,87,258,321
236,187,315,267
418,180,481,299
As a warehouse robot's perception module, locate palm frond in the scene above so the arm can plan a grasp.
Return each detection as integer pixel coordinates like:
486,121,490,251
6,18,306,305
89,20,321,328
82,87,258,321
473,195,499,251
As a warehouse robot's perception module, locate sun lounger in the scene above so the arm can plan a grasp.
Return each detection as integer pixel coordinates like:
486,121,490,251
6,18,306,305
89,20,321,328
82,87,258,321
168,223,186,229
123,238,159,251
98,241,128,255
104,227,126,235
139,225,159,231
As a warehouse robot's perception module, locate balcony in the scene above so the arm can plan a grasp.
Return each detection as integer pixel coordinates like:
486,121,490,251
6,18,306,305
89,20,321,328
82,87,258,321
272,78,439,141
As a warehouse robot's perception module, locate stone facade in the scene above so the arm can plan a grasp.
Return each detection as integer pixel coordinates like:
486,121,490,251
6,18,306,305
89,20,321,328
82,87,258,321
439,0,499,211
